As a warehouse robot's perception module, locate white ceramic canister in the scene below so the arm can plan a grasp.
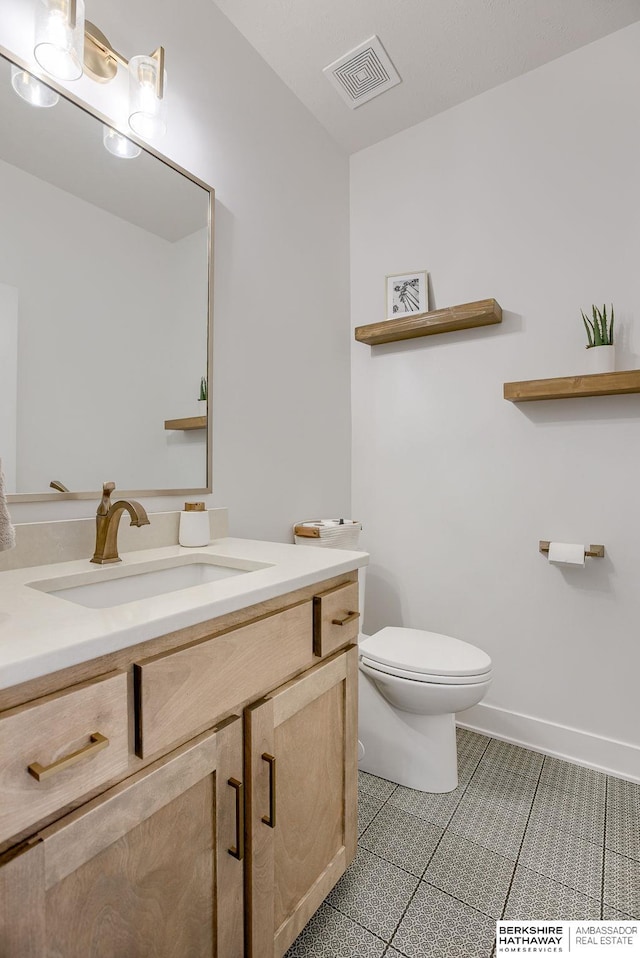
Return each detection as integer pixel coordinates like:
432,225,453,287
179,501,210,547
584,345,615,374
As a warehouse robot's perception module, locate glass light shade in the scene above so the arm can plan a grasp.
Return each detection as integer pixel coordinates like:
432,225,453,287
11,65,59,107
103,126,142,159
34,0,85,81
128,54,167,138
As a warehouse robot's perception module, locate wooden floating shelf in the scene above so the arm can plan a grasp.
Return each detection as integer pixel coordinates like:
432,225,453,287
504,369,640,403
164,416,207,431
354,298,502,346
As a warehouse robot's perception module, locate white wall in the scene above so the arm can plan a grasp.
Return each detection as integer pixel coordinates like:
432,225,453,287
351,24,640,778
0,283,18,490
1,0,351,536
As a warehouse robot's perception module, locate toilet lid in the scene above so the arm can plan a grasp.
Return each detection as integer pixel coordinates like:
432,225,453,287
359,627,492,678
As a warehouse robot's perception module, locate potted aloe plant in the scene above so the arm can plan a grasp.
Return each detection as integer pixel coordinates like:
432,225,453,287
198,376,207,415
581,304,615,373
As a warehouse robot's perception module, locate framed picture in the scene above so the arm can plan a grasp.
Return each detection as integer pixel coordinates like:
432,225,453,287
385,270,428,319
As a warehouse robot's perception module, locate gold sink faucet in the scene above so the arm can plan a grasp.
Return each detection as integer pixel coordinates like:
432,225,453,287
91,481,150,564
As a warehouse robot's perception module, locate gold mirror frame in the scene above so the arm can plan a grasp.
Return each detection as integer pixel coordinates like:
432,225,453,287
1,44,214,503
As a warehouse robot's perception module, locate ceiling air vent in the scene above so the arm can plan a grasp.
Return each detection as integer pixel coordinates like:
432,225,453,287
323,35,401,109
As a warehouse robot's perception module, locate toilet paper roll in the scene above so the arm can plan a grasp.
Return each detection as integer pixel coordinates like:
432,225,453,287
548,542,586,566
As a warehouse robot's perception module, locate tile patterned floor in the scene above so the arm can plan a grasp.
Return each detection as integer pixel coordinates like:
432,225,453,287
285,728,640,958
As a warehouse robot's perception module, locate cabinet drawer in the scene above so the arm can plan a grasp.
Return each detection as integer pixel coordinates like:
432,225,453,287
135,602,314,758
313,581,360,657
0,671,129,844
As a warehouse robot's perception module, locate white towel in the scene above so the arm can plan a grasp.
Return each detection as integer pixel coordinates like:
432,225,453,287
0,458,16,552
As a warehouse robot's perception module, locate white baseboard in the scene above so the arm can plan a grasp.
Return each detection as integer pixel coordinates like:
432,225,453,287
458,702,640,784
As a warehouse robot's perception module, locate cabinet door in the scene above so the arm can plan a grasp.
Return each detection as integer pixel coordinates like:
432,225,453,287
246,646,358,958
0,719,244,958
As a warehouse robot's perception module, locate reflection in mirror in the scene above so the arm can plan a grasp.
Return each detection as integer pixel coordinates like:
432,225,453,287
0,52,212,499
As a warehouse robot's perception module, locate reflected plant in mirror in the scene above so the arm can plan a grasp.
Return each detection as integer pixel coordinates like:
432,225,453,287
0,50,213,500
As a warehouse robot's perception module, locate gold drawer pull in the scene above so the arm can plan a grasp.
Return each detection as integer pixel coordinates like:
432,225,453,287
27,732,109,782
261,753,276,829
331,610,360,627
228,778,245,860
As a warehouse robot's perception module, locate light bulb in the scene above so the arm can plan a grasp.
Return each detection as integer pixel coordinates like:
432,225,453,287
103,127,142,159
128,54,167,138
34,0,85,81
11,65,59,107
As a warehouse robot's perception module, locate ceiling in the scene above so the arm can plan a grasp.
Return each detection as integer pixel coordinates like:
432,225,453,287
212,0,640,154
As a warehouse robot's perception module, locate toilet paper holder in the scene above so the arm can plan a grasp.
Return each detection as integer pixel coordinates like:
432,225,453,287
539,541,605,559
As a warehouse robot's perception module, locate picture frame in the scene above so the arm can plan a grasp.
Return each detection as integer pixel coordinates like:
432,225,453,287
385,270,428,319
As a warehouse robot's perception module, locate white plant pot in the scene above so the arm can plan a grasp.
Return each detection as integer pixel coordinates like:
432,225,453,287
197,399,207,417
584,345,615,374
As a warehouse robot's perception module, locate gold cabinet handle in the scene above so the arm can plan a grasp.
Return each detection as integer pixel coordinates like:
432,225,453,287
331,610,360,626
27,732,109,782
261,753,276,829
227,778,245,860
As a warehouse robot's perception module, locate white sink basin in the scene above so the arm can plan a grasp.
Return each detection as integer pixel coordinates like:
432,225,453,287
28,554,270,609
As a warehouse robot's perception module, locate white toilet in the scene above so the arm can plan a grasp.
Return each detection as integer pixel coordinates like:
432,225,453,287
293,525,492,794
357,573,492,793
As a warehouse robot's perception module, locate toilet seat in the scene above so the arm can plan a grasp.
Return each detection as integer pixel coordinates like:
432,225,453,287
359,627,492,686
359,658,493,686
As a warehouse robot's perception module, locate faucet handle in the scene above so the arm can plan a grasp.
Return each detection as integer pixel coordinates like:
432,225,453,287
50,480,70,492
97,481,116,516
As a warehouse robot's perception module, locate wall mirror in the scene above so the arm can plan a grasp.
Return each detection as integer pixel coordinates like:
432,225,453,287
0,49,213,501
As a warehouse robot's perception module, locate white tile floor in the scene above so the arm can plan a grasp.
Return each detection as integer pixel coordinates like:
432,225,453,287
285,729,640,958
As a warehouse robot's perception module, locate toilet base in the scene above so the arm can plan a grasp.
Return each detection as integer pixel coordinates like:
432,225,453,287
358,670,459,792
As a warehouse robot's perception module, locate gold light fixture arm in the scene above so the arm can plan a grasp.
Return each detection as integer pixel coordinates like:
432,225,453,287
83,24,165,98
83,21,126,83
151,46,165,99
85,23,129,69
68,0,77,30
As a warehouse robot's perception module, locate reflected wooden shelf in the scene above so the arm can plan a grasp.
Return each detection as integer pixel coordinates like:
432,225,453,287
164,416,207,430
354,298,502,346
504,369,640,402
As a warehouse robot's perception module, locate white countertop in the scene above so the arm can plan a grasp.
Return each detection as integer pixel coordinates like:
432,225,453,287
0,538,368,691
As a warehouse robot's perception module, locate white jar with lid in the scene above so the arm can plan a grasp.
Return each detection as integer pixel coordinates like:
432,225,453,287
179,502,210,547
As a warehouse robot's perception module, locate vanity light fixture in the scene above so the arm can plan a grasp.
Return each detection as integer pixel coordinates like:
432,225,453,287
103,126,142,159
10,65,59,107
128,52,166,137
30,0,167,139
34,0,85,82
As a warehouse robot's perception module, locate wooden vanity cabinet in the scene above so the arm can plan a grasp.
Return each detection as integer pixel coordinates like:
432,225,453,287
0,716,244,958
0,573,359,958
134,602,315,759
246,646,358,958
0,671,129,844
